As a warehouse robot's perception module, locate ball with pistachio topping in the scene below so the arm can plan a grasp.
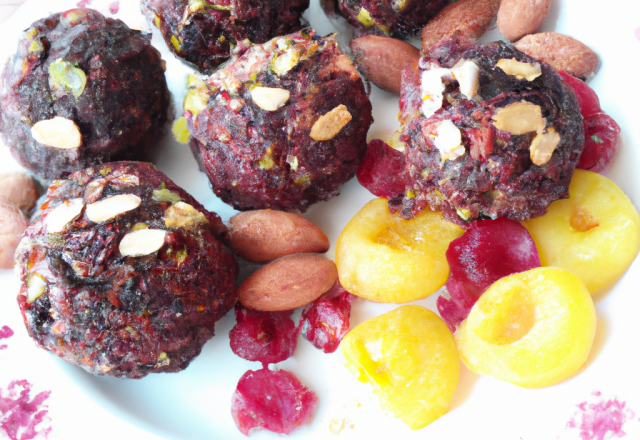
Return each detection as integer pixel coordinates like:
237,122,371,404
15,162,237,378
141,0,309,73
0,9,171,180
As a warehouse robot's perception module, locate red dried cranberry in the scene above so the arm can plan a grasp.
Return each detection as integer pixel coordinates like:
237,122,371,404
300,282,354,353
437,218,541,332
356,139,409,199
229,304,297,367
559,71,621,172
231,368,317,435
559,71,601,116
579,113,621,173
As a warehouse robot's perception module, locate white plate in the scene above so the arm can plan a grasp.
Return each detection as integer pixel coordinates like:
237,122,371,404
1,0,640,439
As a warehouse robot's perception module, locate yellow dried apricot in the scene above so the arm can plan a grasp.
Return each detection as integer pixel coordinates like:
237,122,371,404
336,198,464,302
523,170,640,293
455,267,596,388
341,305,460,429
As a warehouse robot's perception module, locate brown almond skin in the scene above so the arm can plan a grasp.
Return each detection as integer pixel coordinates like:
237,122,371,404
0,172,38,216
350,36,420,94
238,254,338,311
515,32,599,78
229,210,330,263
497,0,550,42
0,199,29,269
421,0,502,54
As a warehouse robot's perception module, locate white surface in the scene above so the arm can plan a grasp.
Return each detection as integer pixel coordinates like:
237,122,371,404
1,0,640,439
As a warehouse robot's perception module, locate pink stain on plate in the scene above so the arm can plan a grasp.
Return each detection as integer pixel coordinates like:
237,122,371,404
77,0,92,7
0,380,52,440
635,28,640,42
109,1,120,14
566,393,636,440
0,326,13,350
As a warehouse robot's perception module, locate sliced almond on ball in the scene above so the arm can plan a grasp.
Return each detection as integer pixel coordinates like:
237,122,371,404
119,229,167,257
31,116,82,149
27,273,47,303
492,101,545,135
46,198,85,233
310,104,352,141
86,194,142,223
496,58,542,81
451,59,480,99
250,86,290,111
434,120,465,161
529,128,561,166
164,201,208,230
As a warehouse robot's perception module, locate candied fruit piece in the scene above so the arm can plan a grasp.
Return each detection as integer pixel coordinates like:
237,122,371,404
455,267,596,388
437,218,541,332
341,305,459,430
523,170,640,293
579,112,620,173
229,304,297,366
231,368,317,435
336,198,464,303
356,139,410,199
301,282,354,353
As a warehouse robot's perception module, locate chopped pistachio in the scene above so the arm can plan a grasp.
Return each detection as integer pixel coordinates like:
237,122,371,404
99,166,112,176
591,134,604,143
171,35,181,51
259,154,275,170
27,273,47,303
183,75,209,116
172,116,190,144
294,174,311,185
357,8,375,27
49,59,87,98
456,208,471,221
153,188,182,203
29,40,44,53
131,222,149,231
164,202,208,230
286,155,299,171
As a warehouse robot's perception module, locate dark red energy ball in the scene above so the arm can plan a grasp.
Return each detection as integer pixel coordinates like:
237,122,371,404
15,162,237,378
187,30,373,211
141,0,309,73
392,39,584,225
322,0,448,38
0,9,171,180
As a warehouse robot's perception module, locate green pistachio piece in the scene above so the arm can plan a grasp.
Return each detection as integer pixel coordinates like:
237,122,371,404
48,59,87,98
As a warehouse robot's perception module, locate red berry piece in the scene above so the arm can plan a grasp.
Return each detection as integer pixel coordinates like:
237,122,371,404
229,304,297,367
437,218,541,331
356,139,409,199
231,368,317,435
579,113,621,173
559,71,621,172
301,282,354,353
559,71,601,116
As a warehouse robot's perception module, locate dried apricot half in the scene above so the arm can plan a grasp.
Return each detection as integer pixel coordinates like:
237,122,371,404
341,305,460,429
455,267,596,389
336,198,464,303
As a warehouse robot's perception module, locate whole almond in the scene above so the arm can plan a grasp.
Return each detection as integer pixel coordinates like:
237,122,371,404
421,0,502,54
497,0,551,42
0,172,38,216
350,36,420,94
238,254,337,311
0,199,29,269
515,32,599,78
230,210,329,263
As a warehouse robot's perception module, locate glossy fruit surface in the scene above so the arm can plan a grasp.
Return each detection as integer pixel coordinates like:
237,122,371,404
341,305,459,430
336,198,464,303
523,170,640,293
455,267,596,389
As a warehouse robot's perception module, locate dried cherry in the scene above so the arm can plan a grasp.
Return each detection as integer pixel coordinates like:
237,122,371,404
300,282,354,353
231,368,317,435
229,304,297,367
437,218,540,332
356,139,410,199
